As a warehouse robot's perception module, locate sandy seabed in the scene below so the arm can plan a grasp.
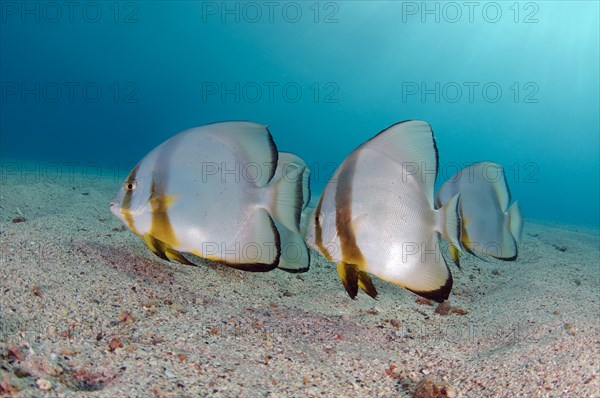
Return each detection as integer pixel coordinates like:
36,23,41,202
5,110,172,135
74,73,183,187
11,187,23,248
0,175,598,398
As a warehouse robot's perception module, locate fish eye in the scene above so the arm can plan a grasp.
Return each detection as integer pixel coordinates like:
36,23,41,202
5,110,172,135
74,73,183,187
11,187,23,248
125,180,137,191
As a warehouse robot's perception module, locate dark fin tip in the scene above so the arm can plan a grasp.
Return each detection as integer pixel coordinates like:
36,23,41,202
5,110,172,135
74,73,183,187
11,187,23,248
146,235,170,262
430,126,439,183
366,120,415,144
264,126,279,184
217,213,281,272
366,120,439,182
464,245,489,262
278,266,310,274
155,251,169,262
293,166,306,228
278,240,311,273
305,169,311,210
218,260,279,272
166,249,197,267
476,237,518,262
450,253,462,270
358,270,378,299
338,262,359,299
490,252,518,262
407,272,453,303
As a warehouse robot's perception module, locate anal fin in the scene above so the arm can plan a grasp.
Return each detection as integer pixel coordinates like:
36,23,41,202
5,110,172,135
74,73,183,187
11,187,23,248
272,217,310,273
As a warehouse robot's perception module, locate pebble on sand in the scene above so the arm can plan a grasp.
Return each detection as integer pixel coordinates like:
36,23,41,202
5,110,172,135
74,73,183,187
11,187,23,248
434,301,451,316
118,310,135,323
108,338,124,352
0,373,22,395
415,297,434,306
412,376,456,398
36,378,52,391
435,301,468,316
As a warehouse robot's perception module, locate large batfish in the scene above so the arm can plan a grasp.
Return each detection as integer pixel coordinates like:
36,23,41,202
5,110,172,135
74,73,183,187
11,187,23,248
110,121,310,272
305,120,462,302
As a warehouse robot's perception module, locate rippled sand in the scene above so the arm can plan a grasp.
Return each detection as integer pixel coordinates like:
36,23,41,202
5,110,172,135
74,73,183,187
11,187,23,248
1,176,598,397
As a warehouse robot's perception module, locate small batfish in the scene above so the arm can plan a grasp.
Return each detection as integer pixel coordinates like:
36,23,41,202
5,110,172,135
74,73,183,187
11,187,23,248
110,121,310,272
305,120,462,302
436,161,523,266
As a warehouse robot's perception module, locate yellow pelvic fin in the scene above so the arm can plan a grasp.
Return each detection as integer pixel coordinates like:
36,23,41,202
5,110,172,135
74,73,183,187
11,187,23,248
337,262,359,299
166,248,196,266
357,270,378,299
337,262,377,299
461,217,471,249
143,234,169,261
449,244,461,269
144,234,196,266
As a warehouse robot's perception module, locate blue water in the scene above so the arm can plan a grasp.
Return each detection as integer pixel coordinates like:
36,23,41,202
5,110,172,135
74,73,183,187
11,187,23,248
1,1,598,228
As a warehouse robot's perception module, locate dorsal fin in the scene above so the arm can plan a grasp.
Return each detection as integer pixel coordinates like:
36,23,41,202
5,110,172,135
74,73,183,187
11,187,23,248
471,162,510,210
359,120,438,207
184,121,278,187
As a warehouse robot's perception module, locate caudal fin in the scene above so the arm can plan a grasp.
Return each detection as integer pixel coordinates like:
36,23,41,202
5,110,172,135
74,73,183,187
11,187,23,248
507,201,524,244
436,193,463,253
267,152,310,234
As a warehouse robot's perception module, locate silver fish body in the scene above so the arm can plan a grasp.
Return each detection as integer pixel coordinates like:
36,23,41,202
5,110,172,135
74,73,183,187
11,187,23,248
436,161,523,265
110,121,310,272
306,120,462,302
